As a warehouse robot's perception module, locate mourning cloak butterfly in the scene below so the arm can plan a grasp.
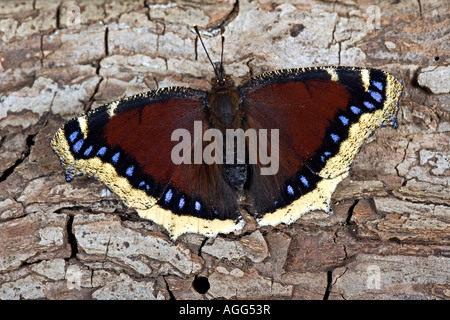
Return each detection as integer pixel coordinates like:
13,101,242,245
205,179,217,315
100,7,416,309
51,29,403,239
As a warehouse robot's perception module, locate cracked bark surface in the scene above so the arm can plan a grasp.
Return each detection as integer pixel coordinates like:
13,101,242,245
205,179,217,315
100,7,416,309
0,0,449,300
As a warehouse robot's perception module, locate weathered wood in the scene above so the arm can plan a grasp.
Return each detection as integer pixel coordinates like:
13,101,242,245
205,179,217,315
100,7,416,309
0,0,449,300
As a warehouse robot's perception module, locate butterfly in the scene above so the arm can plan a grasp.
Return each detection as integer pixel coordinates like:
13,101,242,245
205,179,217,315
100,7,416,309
51,27,403,240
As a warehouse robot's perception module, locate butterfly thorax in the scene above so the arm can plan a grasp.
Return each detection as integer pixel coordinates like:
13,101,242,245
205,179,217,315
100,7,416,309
207,75,248,191
208,76,242,132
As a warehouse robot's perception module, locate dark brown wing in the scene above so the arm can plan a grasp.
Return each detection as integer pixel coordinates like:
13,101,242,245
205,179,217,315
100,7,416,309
239,67,402,226
51,87,243,239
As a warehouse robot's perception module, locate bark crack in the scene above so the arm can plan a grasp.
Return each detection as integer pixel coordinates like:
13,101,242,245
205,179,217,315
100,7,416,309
197,237,208,257
104,26,109,57
417,0,423,20
346,199,359,225
163,275,176,300
0,133,36,183
323,270,333,300
66,215,78,259
395,138,411,184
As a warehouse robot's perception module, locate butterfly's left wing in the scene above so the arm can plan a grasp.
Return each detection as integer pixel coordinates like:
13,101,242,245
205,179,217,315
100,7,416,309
51,87,243,240
239,67,402,227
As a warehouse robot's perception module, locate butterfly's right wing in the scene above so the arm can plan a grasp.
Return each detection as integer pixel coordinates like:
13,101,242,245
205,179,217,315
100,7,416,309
239,67,402,226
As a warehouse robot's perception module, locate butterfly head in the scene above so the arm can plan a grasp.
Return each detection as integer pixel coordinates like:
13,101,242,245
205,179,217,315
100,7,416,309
211,74,235,89
209,75,241,129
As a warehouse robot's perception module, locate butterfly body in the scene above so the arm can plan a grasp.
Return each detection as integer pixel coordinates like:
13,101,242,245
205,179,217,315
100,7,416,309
51,65,402,240
209,76,242,131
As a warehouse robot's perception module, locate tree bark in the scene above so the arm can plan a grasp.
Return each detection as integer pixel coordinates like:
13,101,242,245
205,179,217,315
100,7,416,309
0,0,449,300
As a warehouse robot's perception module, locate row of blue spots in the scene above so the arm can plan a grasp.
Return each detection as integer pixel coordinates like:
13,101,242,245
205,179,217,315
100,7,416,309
67,129,107,159
322,78,385,166
163,189,203,213
176,196,216,214
364,80,384,109
67,128,222,217
67,130,150,194
348,81,384,117
325,115,349,156
286,175,309,196
317,78,385,173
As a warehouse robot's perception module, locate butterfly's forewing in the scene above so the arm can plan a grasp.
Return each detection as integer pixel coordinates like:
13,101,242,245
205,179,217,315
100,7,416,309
239,67,403,226
51,87,242,239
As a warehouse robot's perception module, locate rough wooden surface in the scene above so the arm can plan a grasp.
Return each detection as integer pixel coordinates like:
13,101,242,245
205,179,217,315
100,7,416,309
0,0,449,300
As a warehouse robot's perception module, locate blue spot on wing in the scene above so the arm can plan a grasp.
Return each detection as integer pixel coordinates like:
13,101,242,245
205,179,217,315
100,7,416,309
350,106,361,114
372,81,383,91
97,147,107,156
83,145,93,156
178,197,185,209
369,90,383,103
195,201,201,211
112,152,120,164
287,185,294,195
69,131,79,143
364,101,376,110
339,115,349,126
331,133,340,143
73,139,84,153
322,151,332,162
126,165,134,177
300,175,309,188
165,189,173,203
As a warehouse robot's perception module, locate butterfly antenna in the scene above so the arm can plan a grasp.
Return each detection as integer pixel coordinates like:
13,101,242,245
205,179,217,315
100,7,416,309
194,25,220,79
220,34,225,79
